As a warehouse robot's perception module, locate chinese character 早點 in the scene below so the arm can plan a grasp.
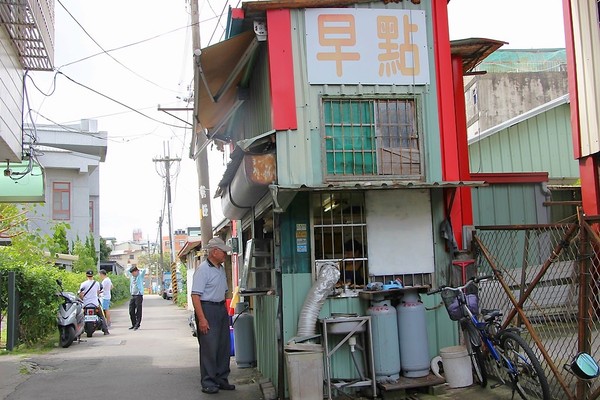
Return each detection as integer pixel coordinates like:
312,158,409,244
316,14,361,77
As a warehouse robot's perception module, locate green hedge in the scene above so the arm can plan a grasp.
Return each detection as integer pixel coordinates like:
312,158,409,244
0,264,130,347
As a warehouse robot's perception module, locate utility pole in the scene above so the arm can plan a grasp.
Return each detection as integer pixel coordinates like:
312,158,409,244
158,215,164,287
191,0,213,250
153,143,181,299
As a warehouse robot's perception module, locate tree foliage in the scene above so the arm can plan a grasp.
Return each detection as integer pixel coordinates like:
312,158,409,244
51,223,69,255
99,237,111,262
72,238,96,273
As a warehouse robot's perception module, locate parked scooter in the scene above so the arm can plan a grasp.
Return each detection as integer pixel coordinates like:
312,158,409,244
83,301,108,337
56,279,85,348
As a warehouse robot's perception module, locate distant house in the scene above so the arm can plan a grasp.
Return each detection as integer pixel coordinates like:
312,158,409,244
100,260,125,275
110,241,146,268
24,120,108,253
162,228,190,257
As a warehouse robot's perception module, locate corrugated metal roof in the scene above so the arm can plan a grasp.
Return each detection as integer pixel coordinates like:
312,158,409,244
469,94,570,145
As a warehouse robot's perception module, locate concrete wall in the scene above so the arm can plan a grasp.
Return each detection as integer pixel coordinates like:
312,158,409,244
465,72,569,139
28,165,96,249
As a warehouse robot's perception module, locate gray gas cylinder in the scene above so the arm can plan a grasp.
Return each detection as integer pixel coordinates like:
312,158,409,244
367,298,401,382
396,291,430,378
233,302,256,368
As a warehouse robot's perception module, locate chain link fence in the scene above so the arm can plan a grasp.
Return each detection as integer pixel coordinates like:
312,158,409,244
473,216,600,400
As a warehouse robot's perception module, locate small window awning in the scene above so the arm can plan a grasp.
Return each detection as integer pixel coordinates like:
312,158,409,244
0,160,45,202
196,30,259,134
450,38,507,75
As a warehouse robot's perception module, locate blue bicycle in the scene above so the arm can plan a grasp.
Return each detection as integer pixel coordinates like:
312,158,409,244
428,275,550,400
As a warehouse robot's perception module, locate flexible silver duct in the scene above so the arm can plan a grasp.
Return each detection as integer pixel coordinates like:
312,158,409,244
296,261,340,338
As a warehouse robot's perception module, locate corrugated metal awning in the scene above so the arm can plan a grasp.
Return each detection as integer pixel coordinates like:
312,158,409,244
196,30,259,133
271,180,487,192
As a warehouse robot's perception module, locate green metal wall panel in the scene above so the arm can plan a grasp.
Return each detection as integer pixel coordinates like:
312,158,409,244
232,45,273,141
280,192,311,274
471,184,545,226
254,295,279,387
424,293,460,356
469,104,578,179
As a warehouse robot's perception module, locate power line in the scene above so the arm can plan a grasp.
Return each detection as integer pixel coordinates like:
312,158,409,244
56,71,189,129
59,23,194,70
56,0,181,94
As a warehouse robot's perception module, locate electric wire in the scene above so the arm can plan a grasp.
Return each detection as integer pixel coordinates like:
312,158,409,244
207,0,229,46
56,71,189,129
57,0,181,94
59,23,195,70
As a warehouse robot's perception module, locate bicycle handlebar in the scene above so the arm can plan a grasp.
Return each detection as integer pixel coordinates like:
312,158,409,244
427,274,495,295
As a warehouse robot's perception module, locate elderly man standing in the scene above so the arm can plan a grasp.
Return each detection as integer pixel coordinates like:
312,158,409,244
126,265,146,330
191,237,234,395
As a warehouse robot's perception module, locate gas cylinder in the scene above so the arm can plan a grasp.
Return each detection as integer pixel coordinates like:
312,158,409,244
396,291,430,378
367,298,401,382
232,302,256,368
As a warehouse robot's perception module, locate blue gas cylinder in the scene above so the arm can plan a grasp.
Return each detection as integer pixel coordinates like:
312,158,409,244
233,302,256,368
396,291,430,378
367,298,401,382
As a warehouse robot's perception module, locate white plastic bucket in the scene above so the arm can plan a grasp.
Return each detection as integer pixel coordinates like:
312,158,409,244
431,345,473,388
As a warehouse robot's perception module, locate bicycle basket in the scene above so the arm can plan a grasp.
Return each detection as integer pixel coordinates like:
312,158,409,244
441,289,479,321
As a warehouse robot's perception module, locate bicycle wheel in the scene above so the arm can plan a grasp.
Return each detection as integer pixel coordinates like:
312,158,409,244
462,321,488,387
499,331,550,400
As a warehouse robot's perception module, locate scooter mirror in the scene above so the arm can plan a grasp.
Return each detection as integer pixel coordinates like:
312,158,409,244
564,352,600,380
56,279,62,286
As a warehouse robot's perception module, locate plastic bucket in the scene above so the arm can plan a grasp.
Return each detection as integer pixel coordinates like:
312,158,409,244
284,345,323,399
431,346,473,388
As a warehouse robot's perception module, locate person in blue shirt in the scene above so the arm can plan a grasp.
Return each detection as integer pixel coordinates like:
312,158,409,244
126,265,146,330
191,237,234,394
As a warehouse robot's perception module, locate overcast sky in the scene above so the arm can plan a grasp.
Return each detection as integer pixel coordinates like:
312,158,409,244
28,0,565,244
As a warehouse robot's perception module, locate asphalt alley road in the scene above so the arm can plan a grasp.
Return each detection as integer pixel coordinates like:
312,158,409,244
0,295,263,400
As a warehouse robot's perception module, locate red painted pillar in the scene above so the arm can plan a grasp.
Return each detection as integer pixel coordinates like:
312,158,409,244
433,0,472,249
266,9,297,130
580,156,600,216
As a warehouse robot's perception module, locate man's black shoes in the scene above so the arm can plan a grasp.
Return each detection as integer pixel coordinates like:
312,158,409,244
219,383,235,390
201,387,219,394
128,326,134,330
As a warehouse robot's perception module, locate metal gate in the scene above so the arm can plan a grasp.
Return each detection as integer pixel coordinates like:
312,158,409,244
473,213,600,400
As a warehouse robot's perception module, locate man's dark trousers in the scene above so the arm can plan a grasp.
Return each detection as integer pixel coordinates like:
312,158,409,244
129,295,143,328
196,302,231,390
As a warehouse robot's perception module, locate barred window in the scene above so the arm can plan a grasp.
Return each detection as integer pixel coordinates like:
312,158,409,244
323,98,422,178
312,192,368,288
